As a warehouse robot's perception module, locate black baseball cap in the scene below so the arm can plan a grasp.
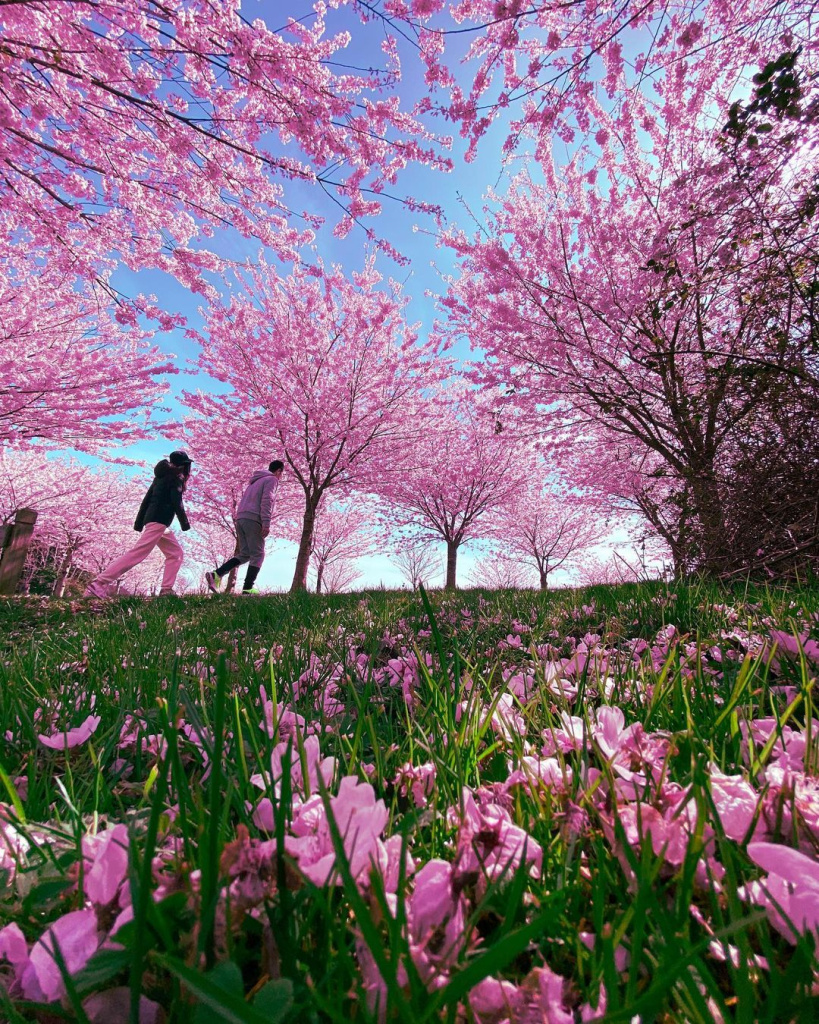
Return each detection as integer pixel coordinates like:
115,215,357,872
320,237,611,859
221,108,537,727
169,450,193,466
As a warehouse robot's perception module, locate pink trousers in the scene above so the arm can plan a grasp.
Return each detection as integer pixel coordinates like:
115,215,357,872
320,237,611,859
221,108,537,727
94,522,184,594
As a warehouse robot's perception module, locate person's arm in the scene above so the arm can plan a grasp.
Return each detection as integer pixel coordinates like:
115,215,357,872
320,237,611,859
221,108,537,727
173,481,191,531
134,484,152,532
260,477,278,536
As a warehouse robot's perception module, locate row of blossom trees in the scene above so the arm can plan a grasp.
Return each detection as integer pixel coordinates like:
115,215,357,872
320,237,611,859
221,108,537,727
0,447,603,594
180,258,609,591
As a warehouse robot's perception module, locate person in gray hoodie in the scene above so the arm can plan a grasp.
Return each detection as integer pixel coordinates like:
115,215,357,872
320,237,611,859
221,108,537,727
205,460,283,595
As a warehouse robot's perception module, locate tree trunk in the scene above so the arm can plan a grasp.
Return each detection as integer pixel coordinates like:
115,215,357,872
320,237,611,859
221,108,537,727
445,540,458,590
316,561,324,595
52,546,75,598
539,569,549,591
0,509,38,596
290,499,317,593
636,484,692,578
690,473,729,575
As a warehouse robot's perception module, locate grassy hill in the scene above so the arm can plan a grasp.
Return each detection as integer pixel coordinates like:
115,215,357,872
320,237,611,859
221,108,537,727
1,581,818,1021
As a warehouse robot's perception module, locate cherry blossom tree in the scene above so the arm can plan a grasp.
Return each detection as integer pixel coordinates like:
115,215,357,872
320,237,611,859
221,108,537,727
575,547,658,587
309,502,374,595
0,451,85,526
492,484,605,590
467,555,533,591
718,385,819,579
185,259,440,592
574,555,630,588
0,256,175,452
443,49,819,576
392,539,442,590
386,0,813,167
382,385,530,589
0,0,450,276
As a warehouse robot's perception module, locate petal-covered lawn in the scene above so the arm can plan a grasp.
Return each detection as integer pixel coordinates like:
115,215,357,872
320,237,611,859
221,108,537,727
1,582,818,1022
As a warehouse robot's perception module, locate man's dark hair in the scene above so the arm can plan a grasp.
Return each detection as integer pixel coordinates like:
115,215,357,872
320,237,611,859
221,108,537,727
269,460,284,473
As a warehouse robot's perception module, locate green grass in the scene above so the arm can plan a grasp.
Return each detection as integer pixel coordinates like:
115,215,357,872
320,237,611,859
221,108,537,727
0,580,818,1022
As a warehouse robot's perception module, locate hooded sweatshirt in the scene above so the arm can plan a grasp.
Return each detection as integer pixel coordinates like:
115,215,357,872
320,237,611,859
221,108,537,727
236,470,279,529
134,460,190,531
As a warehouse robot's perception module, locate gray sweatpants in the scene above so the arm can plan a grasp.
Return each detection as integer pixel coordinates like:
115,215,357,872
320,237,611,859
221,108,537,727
236,518,266,568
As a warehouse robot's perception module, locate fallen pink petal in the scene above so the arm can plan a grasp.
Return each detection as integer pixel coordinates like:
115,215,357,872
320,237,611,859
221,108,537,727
37,714,101,750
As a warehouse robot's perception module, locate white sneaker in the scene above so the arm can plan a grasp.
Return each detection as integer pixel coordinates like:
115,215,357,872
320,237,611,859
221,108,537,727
240,589,259,596
85,581,111,599
204,571,222,594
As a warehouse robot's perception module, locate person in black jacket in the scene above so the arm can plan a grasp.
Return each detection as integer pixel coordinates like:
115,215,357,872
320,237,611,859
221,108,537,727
85,451,192,598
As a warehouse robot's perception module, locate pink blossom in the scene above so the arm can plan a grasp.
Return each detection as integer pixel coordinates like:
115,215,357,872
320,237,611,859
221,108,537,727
408,858,469,986
466,964,606,1023
221,829,277,911
745,718,810,770
393,762,437,807
380,653,426,705
580,930,630,972
460,693,526,743
380,834,415,895
504,670,538,701
38,714,101,750
468,976,525,1022
21,909,99,1002
747,842,819,942
768,630,819,665
290,777,390,888
542,712,588,755
259,695,316,740
504,756,574,795
118,713,147,751
757,769,819,852
454,788,542,883
252,735,336,800
529,964,605,1022
617,803,690,866
82,824,129,906
0,923,28,991
355,935,409,1021
251,798,277,833
710,769,759,842
0,814,29,884
593,705,631,760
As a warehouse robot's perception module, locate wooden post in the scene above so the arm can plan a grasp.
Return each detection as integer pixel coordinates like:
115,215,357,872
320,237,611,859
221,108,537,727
0,508,38,596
